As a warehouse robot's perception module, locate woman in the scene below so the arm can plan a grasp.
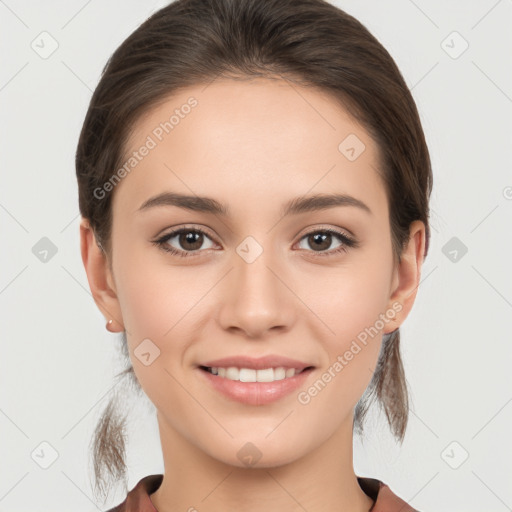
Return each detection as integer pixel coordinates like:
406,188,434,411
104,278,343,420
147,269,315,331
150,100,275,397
76,0,432,510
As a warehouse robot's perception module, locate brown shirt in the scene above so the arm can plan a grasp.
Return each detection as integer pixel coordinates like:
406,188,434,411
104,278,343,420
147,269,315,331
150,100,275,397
105,474,419,511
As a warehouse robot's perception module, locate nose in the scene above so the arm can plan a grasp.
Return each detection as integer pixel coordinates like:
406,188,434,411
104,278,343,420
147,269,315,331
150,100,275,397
217,244,295,339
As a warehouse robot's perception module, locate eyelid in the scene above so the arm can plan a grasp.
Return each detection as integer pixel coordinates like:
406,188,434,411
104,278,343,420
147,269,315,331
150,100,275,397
294,223,355,241
154,223,216,240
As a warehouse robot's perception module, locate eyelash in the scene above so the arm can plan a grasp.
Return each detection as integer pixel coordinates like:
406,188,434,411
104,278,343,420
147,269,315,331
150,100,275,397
153,226,359,259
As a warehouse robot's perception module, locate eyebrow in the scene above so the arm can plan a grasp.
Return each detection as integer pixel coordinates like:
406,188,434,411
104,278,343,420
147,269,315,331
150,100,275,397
137,191,372,217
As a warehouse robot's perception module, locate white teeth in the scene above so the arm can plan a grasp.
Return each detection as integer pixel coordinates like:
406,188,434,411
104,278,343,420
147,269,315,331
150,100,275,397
239,368,256,382
272,367,286,381
208,366,302,382
255,368,274,382
225,367,239,380
285,368,295,378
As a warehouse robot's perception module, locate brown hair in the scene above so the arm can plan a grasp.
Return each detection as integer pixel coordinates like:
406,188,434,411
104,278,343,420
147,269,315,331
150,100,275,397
75,0,432,501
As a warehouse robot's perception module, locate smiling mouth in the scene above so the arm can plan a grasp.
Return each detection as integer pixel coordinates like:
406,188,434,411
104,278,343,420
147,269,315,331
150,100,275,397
199,365,315,383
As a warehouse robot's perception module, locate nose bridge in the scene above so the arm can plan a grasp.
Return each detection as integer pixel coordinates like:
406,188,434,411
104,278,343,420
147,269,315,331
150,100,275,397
234,234,281,308
218,234,293,336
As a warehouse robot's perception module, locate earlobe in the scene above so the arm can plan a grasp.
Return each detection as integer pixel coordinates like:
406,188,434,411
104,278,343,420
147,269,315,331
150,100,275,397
106,318,124,332
386,220,426,333
79,218,125,331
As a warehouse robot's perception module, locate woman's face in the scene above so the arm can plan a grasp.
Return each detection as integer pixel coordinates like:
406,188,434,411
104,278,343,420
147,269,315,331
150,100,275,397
92,77,420,467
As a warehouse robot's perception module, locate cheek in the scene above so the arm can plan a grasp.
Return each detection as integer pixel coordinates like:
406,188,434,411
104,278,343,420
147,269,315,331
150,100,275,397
315,260,393,341
307,247,393,388
298,266,391,420
113,250,219,391
114,245,206,337
113,255,207,406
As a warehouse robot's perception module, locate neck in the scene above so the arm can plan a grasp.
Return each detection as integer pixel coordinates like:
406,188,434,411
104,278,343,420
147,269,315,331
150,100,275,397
149,414,374,512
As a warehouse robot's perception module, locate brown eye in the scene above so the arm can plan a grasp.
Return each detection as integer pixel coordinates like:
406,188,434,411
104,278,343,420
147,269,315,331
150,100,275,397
155,228,216,256
178,231,204,251
297,228,358,256
306,232,333,251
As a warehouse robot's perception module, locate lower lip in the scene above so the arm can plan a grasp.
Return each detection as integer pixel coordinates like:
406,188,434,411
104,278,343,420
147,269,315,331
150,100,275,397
197,367,314,405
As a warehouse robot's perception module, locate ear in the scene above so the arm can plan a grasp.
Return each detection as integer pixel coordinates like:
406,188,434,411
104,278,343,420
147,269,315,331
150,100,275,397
385,220,426,333
79,217,124,332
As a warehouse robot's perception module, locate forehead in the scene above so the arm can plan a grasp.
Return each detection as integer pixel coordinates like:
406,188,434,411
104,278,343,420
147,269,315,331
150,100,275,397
114,77,386,216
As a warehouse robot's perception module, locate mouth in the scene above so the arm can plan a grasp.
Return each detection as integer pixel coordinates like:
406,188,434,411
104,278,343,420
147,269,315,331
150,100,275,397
198,365,315,383
197,364,315,405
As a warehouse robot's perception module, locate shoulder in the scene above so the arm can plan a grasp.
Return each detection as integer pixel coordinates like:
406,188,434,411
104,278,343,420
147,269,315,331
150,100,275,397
357,476,421,512
104,474,163,512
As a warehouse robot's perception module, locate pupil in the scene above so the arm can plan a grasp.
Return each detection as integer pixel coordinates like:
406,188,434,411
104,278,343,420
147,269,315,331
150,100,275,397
181,231,202,250
311,232,330,251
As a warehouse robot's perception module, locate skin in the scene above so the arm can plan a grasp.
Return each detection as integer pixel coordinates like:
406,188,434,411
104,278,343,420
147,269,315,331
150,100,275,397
80,77,425,512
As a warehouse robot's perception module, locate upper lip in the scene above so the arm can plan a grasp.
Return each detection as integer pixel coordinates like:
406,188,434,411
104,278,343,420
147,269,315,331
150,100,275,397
199,355,314,371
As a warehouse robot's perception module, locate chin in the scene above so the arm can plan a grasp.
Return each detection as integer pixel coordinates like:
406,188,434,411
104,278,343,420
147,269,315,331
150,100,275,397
206,438,306,470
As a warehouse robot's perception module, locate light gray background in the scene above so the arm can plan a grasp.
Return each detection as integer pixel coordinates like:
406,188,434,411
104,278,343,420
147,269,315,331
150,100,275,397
1,1,511,511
